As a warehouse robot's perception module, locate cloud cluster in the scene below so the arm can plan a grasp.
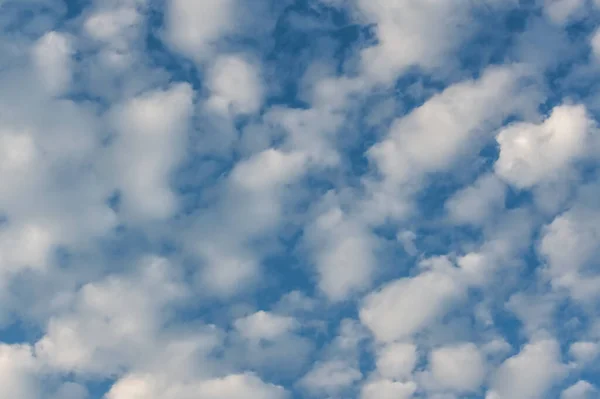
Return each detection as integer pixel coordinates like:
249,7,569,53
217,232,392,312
1,0,600,398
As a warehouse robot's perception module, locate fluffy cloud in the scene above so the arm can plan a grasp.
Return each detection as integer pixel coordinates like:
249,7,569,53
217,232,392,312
304,205,379,301
2,1,600,399
561,381,597,399
428,343,486,393
0,344,39,399
369,65,539,189
360,379,416,399
495,104,594,189
445,173,506,226
163,0,236,60
544,0,586,25
110,83,194,221
487,339,567,399
299,360,362,396
360,257,466,342
205,54,264,116
31,31,73,96
375,342,417,380
234,311,298,341
106,373,288,399
538,206,600,301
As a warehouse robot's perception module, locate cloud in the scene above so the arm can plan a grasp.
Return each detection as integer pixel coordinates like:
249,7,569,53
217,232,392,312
487,339,567,399
304,204,380,301
543,0,586,25
495,104,594,189
299,359,362,396
374,342,417,380
205,54,264,116
163,0,236,61
360,379,416,399
355,0,471,83
369,65,539,188
234,311,298,341
0,344,39,399
561,380,597,399
445,173,506,226
428,343,486,393
360,257,466,342
2,1,600,398
106,372,289,399
31,31,73,96
110,82,194,221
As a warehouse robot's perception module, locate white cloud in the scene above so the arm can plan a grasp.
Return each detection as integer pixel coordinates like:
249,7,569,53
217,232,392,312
230,149,306,192
31,31,73,96
110,82,194,221
355,0,470,83
84,6,141,43
544,0,586,25
304,205,379,301
561,381,596,399
299,359,362,396
538,207,600,301
0,344,39,399
360,257,466,342
488,339,567,399
35,257,188,375
591,28,600,60
106,372,289,399
375,342,418,380
445,173,506,226
194,245,260,298
205,54,264,116
234,311,298,341
0,223,54,273
369,65,538,187
569,341,600,365
495,104,593,189
429,343,486,393
360,379,417,399
163,0,236,60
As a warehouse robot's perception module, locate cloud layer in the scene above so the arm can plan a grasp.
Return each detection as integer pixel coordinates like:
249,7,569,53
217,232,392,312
1,0,600,398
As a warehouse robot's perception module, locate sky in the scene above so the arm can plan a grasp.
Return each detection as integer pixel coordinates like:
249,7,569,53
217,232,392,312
1,0,600,398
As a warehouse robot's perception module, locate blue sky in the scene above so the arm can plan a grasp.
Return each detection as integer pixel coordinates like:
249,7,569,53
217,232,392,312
1,0,600,398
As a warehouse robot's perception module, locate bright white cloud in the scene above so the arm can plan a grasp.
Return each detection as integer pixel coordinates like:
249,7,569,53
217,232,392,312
110,82,194,221
206,54,264,116
495,104,593,189
35,257,188,375
355,0,470,83
234,311,298,341
375,342,418,380
163,0,236,60
106,372,289,399
569,341,600,365
299,359,362,396
429,343,486,393
360,257,466,342
369,65,538,187
304,205,379,301
561,381,596,399
539,207,600,301
488,339,567,399
0,344,39,399
360,379,417,399
2,1,600,398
